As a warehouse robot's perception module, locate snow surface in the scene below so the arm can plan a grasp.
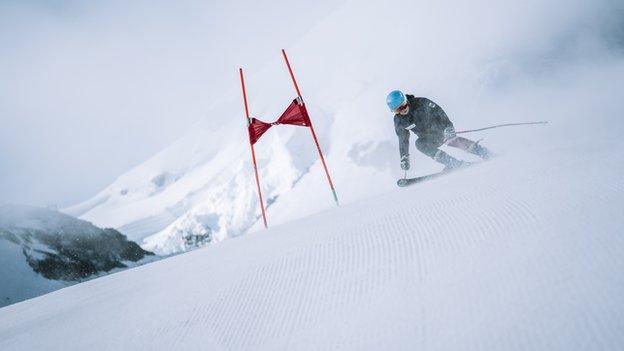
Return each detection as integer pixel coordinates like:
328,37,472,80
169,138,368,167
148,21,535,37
1,131,623,349
62,0,624,255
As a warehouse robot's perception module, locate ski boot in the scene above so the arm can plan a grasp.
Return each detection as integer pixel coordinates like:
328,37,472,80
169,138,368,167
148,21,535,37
467,140,491,160
434,150,471,171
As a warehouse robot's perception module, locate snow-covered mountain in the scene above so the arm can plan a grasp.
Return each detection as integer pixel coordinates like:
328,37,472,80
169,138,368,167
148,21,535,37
64,0,624,256
0,205,154,307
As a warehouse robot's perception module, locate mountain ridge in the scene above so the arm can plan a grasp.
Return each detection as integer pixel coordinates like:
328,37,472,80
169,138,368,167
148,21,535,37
0,204,154,307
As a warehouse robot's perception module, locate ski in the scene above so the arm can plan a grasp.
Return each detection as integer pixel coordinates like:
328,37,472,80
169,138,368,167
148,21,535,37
397,161,480,187
397,172,447,187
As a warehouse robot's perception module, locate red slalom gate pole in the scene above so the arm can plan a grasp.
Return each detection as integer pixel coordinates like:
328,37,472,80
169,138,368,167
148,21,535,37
239,68,268,228
282,49,339,206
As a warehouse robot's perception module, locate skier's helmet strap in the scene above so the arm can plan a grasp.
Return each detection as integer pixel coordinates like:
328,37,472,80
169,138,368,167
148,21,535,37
386,90,406,112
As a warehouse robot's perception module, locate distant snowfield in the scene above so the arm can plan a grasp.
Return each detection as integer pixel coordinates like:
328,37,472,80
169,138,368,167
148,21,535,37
1,126,623,349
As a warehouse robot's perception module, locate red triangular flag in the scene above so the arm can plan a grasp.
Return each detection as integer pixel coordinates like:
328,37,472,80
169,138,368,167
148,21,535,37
248,118,272,145
276,98,311,127
247,98,311,145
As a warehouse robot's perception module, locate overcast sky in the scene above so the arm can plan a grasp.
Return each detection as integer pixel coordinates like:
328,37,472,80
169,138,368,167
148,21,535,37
0,0,341,207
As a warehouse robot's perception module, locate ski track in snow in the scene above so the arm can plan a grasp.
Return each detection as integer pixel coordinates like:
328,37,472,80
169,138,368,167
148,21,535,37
1,137,623,350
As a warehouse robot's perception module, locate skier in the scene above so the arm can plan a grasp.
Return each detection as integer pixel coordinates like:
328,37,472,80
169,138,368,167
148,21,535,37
387,90,490,172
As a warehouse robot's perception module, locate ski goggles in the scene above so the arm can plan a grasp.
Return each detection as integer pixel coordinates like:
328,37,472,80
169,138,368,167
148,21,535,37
394,102,409,114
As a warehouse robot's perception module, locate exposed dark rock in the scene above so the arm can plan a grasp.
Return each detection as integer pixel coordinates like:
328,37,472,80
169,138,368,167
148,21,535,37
0,205,154,283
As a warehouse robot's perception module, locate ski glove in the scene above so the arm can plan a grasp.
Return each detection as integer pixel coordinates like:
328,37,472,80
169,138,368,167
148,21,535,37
400,155,410,170
444,126,456,141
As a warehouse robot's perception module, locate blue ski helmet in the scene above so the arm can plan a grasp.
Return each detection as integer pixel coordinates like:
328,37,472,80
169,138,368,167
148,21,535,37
386,90,406,111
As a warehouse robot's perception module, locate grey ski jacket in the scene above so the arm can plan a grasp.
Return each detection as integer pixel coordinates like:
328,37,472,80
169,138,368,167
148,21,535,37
393,95,453,159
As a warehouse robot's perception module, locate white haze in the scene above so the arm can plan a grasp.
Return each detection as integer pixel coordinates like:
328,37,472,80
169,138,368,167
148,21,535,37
54,0,624,256
1,0,622,212
0,0,342,207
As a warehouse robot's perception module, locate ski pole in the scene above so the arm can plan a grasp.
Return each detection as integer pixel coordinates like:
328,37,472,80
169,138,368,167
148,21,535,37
456,121,548,134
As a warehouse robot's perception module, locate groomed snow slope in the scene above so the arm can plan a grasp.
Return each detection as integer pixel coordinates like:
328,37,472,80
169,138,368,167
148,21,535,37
1,128,623,350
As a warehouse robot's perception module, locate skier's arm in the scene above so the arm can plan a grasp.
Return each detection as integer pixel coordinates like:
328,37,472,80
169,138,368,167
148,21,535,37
425,98,453,130
394,121,410,160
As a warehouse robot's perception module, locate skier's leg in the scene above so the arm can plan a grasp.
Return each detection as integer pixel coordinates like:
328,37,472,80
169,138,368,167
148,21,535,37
445,136,473,150
415,138,440,158
416,138,464,169
446,136,490,159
